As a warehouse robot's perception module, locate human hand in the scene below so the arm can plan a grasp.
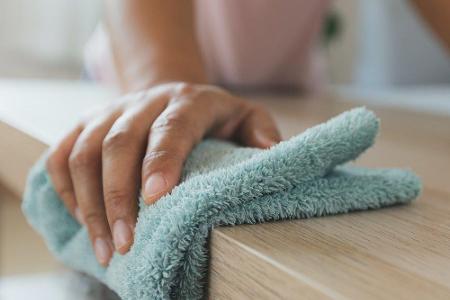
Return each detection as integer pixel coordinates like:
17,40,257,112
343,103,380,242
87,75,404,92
46,82,281,266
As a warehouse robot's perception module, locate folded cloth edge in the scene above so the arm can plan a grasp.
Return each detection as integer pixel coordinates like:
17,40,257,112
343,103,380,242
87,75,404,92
22,107,421,299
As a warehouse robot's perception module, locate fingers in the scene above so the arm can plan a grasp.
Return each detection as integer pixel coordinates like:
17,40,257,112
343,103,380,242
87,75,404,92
140,86,283,205
46,125,83,222
141,96,213,205
69,112,120,266
102,98,167,254
46,83,284,264
238,104,281,148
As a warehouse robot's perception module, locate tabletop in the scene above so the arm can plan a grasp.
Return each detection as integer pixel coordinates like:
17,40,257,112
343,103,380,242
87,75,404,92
210,94,450,299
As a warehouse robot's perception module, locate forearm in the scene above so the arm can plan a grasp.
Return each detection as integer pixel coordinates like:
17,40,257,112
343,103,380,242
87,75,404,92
104,0,207,92
411,0,450,51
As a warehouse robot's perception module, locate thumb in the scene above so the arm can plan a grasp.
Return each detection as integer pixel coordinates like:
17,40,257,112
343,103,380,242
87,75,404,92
239,105,281,149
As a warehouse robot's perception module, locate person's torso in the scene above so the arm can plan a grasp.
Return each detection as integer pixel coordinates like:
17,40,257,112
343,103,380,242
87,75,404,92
195,0,330,92
84,0,330,93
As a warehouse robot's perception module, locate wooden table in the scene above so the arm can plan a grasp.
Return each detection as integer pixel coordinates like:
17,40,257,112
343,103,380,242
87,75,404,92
1,80,449,299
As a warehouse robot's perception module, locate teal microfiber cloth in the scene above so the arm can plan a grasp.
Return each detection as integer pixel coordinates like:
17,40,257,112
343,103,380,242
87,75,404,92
22,107,421,299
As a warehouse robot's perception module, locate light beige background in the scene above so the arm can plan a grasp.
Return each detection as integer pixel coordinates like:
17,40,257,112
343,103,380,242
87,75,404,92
0,0,449,86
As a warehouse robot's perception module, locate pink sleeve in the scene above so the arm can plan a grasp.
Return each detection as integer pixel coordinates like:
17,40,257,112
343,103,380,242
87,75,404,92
84,1,330,94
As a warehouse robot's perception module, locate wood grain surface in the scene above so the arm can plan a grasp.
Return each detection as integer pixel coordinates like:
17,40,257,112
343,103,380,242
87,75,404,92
209,97,450,299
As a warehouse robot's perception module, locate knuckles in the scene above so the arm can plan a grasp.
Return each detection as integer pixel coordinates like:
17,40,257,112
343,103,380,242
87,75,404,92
82,211,105,228
46,151,61,174
102,129,136,153
54,186,74,205
68,147,98,171
142,149,183,176
172,82,196,98
143,150,173,165
103,189,129,211
151,111,191,134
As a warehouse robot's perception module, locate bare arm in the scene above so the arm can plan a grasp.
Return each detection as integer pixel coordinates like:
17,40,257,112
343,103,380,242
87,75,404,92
104,0,207,92
411,0,450,51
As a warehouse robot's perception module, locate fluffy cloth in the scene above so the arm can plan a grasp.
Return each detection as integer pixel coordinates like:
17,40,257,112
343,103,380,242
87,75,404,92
22,108,420,299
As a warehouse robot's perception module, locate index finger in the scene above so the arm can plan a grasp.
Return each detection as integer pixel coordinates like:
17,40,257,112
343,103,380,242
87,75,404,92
141,96,222,205
102,98,167,254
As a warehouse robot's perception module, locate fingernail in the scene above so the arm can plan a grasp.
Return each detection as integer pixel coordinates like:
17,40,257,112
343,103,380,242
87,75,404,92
94,238,112,266
74,207,84,224
144,172,167,204
113,219,133,253
255,131,277,148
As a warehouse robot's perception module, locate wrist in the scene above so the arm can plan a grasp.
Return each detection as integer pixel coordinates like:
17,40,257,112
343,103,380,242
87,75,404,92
120,56,208,93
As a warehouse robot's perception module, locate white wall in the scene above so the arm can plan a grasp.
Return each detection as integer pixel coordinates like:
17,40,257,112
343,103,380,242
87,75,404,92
0,0,101,78
0,0,448,86
328,0,450,86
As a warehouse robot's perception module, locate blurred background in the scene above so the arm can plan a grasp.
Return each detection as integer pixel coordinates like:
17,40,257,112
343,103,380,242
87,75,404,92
0,0,100,79
0,0,449,86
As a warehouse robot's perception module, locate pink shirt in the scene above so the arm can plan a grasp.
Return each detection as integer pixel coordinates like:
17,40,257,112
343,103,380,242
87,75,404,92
84,0,330,93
